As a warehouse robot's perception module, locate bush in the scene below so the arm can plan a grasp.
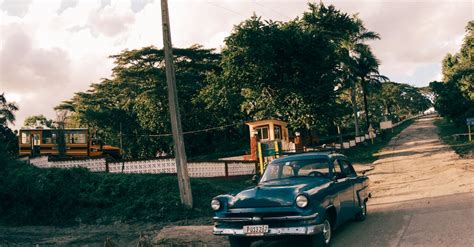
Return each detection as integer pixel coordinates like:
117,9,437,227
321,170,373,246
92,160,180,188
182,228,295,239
0,162,250,226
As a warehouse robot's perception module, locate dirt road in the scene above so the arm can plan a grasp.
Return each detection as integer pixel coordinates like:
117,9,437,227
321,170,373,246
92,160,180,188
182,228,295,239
154,115,474,246
368,115,474,206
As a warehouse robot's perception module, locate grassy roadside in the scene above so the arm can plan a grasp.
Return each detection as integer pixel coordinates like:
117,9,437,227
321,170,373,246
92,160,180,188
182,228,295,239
343,119,415,164
434,118,474,158
0,160,252,226
0,119,415,227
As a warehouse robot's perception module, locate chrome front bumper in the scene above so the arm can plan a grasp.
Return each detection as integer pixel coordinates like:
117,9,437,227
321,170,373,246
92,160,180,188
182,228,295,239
213,224,324,236
213,212,319,222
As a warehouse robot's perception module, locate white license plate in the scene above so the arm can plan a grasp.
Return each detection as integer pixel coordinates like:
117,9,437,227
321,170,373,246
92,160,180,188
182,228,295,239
243,225,269,236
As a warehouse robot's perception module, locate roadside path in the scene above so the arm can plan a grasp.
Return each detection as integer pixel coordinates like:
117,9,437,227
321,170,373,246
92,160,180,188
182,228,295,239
367,115,474,206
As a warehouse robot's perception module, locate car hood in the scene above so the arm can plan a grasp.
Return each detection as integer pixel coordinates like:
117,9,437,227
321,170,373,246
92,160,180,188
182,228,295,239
229,177,329,208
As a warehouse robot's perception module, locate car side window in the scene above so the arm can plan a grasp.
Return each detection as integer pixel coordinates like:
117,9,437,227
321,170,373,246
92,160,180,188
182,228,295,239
340,160,356,177
333,159,345,179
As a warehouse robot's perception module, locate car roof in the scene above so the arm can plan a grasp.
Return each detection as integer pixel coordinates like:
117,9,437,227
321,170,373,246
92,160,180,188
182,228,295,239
272,152,347,163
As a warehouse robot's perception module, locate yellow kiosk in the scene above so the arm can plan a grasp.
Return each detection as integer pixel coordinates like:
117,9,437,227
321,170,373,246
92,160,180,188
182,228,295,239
246,119,290,174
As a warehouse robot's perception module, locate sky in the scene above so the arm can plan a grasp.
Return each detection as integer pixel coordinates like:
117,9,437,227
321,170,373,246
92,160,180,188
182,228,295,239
0,0,472,128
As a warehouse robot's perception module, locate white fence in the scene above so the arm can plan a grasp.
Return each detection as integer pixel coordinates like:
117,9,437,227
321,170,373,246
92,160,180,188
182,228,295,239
28,156,257,178
29,156,107,172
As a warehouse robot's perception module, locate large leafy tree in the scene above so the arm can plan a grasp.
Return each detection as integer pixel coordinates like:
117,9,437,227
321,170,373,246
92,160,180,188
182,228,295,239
431,21,474,124
61,46,223,158
369,82,431,123
199,3,362,135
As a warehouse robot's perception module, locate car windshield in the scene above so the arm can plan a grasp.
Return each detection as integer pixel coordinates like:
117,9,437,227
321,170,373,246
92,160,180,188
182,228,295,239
260,158,331,183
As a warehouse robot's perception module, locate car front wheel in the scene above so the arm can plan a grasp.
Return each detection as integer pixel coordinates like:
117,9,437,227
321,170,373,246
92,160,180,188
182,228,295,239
228,236,252,247
312,216,332,246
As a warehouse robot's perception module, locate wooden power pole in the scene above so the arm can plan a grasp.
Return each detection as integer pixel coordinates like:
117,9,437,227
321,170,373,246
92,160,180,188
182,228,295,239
160,0,193,208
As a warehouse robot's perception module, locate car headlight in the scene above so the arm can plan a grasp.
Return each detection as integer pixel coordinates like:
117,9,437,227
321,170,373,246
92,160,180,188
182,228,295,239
211,199,221,211
296,195,309,208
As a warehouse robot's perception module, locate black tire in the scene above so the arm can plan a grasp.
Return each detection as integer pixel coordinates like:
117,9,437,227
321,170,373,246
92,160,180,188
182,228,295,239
354,201,367,221
228,236,252,247
312,215,332,247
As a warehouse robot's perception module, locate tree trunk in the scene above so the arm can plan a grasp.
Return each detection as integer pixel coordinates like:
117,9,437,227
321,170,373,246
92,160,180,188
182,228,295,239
350,80,360,136
361,78,370,130
56,122,66,157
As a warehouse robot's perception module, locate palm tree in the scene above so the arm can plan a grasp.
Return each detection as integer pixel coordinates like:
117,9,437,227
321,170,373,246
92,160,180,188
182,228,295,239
341,18,380,136
0,93,18,126
353,46,389,129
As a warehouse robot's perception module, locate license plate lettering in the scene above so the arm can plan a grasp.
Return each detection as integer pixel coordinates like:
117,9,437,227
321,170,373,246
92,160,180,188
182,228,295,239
243,225,269,236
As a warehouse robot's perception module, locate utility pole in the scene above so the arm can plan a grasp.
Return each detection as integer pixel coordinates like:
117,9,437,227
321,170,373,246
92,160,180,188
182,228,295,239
119,122,123,155
160,0,193,208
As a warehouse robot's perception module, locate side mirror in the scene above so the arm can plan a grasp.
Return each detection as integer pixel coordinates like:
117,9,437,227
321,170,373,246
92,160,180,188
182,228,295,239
252,174,260,184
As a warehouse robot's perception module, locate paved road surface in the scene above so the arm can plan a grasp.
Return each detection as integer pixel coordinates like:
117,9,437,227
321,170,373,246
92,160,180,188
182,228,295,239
155,192,474,247
331,192,474,247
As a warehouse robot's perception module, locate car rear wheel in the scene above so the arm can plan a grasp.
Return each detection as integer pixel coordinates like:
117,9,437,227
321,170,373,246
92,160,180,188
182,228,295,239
354,201,367,221
228,236,252,247
312,216,332,246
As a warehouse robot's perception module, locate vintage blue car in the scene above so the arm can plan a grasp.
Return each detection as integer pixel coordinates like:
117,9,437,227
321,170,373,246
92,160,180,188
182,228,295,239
211,152,370,247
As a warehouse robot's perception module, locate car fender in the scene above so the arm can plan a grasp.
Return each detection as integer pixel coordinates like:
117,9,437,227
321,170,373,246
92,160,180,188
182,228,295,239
356,184,370,207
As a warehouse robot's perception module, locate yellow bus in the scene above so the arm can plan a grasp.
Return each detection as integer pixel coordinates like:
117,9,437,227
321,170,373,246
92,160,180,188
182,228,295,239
18,128,121,159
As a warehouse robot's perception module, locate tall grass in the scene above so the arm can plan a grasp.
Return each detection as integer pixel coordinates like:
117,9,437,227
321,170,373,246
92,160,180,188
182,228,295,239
0,160,251,226
434,118,474,158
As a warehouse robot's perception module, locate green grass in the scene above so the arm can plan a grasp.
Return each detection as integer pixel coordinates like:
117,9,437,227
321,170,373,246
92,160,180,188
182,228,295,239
0,159,252,226
434,118,474,158
343,119,414,164
0,118,417,226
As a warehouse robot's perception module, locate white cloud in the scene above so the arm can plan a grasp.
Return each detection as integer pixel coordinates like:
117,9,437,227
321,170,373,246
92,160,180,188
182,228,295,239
87,6,135,37
57,0,78,15
1,0,32,17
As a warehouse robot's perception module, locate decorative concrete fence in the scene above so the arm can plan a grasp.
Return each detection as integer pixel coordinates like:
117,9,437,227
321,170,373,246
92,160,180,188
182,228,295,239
29,156,107,172
52,158,107,172
29,156,51,168
28,156,257,178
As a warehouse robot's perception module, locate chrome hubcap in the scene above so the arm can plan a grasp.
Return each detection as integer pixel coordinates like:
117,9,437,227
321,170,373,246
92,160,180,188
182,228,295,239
322,219,331,243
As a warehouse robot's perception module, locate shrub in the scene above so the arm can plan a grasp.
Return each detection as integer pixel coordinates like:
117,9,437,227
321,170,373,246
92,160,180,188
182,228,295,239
0,162,250,226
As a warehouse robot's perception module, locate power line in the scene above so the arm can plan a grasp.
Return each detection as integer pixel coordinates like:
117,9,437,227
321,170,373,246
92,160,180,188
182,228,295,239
205,1,247,18
253,0,291,20
122,121,246,137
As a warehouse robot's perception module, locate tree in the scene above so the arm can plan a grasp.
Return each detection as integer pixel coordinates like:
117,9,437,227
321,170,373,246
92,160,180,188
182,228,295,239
0,93,19,161
370,82,431,123
352,45,388,129
60,46,223,158
339,17,380,136
23,115,54,128
0,93,18,126
200,3,363,136
431,21,474,124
